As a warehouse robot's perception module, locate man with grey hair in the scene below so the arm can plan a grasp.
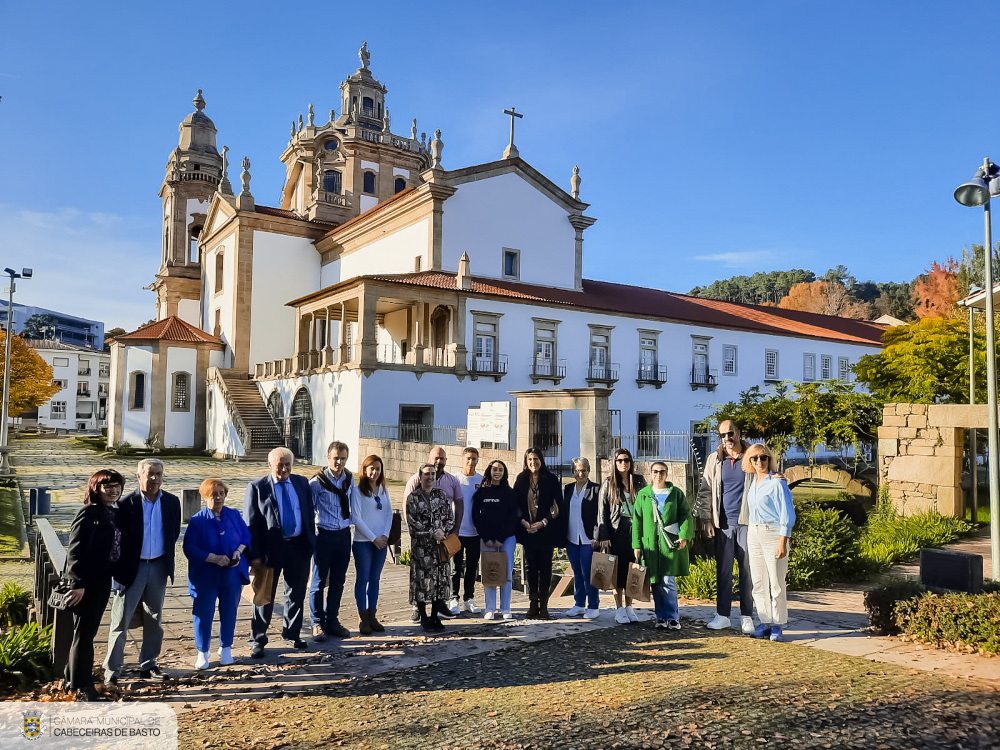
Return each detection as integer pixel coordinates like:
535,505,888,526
104,458,181,684
244,446,316,658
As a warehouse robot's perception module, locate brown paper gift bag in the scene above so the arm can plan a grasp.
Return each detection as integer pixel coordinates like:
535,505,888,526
247,560,275,607
480,549,509,588
590,552,617,590
625,562,652,602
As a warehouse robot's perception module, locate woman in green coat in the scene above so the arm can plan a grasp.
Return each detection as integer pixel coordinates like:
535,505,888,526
632,461,694,630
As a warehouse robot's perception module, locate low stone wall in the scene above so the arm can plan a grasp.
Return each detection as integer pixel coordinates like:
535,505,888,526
878,403,963,516
358,438,517,482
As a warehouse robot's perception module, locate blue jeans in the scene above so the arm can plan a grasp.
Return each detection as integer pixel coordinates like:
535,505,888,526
566,542,599,610
192,581,242,652
309,528,352,629
352,541,388,612
482,536,517,613
651,577,679,621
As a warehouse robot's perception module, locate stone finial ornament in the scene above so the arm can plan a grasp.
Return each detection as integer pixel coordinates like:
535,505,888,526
308,103,315,127
193,89,206,112
237,156,254,210
420,132,426,150
291,121,296,138
571,165,581,199
411,118,418,140
457,251,472,290
298,114,304,131
329,108,336,123
383,108,390,133
431,129,443,168
359,41,370,71
219,145,234,196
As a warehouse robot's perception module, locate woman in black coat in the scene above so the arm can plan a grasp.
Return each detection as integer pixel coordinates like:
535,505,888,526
64,469,123,701
563,457,603,618
598,448,647,625
512,447,562,619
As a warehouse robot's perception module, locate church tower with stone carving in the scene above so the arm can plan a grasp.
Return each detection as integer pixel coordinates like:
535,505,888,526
151,90,224,325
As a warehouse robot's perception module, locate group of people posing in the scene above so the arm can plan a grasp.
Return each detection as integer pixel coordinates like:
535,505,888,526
60,420,795,702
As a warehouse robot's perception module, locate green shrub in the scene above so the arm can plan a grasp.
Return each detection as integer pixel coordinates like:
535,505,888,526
787,503,865,589
109,441,133,456
0,583,30,629
677,557,739,600
397,551,411,566
0,622,51,686
863,578,925,634
895,592,1000,653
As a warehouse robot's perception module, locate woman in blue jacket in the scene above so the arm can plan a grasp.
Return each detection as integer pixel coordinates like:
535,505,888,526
183,478,251,669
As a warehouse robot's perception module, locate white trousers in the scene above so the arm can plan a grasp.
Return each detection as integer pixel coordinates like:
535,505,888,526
747,523,789,626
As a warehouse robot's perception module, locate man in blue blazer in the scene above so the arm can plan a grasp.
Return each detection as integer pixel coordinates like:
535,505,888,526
243,446,316,657
104,458,182,684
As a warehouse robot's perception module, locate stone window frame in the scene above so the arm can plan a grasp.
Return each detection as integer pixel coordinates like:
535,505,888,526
588,324,613,369
821,354,833,380
214,247,225,295
531,317,562,383
172,371,191,412
362,171,377,195
722,344,738,376
838,356,851,382
764,349,779,381
128,371,147,411
803,352,816,382
502,248,520,281
324,169,343,195
471,311,503,361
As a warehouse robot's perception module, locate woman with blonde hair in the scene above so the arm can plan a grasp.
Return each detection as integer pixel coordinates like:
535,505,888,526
740,444,796,642
598,448,646,624
183,479,251,669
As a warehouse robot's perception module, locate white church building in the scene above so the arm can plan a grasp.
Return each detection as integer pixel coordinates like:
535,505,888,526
109,44,885,472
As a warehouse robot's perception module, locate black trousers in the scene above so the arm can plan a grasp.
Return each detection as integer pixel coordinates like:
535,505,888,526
310,527,352,629
715,524,753,617
66,580,111,690
249,537,312,646
522,543,554,600
452,535,481,601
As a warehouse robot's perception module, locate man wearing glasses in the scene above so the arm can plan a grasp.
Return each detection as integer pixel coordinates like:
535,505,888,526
308,441,354,640
695,420,755,634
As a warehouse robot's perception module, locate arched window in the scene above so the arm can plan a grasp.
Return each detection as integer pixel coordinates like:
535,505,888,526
214,250,224,293
323,138,338,151
266,389,284,425
363,171,376,195
129,372,146,410
362,97,374,117
323,170,342,194
172,372,191,412
394,177,407,194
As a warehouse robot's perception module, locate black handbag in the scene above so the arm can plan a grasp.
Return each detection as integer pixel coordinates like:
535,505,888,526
387,510,402,546
47,576,75,610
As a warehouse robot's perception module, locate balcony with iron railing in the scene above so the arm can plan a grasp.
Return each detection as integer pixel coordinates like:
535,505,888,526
76,387,91,397
690,366,719,391
636,364,668,388
530,359,567,384
586,362,619,385
77,368,91,376
469,354,508,381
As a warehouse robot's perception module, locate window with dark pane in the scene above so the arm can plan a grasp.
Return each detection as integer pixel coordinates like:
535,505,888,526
363,171,376,194
394,177,406,194
173,372,190,411
362,97,375,117
323,170,342,194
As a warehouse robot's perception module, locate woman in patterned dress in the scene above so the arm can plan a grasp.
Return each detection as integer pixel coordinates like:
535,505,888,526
406,463,455,633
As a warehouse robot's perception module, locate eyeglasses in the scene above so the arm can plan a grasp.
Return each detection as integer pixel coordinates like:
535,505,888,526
651,469,667,475
719,431,735,438
99,484,123,492
749,455,769,463
615,457,631,464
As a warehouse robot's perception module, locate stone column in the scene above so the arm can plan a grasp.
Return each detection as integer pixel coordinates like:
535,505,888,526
356,288,378,368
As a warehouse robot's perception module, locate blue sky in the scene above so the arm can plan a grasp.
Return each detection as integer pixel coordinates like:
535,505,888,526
2,2,999,330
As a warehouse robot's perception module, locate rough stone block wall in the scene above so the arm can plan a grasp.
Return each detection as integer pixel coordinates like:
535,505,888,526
358,438,517,482
878,403,963,517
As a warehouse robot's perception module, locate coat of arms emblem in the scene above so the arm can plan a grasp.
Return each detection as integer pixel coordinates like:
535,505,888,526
22,712,42,740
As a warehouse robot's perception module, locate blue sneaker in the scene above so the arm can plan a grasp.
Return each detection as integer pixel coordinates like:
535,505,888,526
769,625,783,642
753,623,771,639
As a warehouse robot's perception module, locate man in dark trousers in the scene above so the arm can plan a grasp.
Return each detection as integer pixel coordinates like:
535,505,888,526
308,441,353,640
104,458,181,684
244,446,316,658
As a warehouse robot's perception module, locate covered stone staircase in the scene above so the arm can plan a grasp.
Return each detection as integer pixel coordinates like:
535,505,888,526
212,369,284,461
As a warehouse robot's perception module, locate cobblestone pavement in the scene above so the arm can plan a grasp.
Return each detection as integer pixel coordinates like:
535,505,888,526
177,622,1000,750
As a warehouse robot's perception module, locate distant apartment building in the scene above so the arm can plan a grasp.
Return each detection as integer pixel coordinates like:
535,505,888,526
24,340,111,433
0,302,105,350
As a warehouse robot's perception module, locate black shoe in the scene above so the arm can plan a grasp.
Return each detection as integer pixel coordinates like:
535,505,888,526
420,613,436,632
327,620,351,638
139,666,165,682
75,686,101,702
369,611,385,633
433,602,457,620
283,638,307,649
250,644,265,659
409,606,421,623
429,615,446,633
667,620,681,630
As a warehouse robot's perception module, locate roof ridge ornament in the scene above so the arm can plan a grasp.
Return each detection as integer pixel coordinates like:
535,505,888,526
359,41,370,71
218,145,234,196
571,165,581,200
308,103,315,127
431,129,443,169
193,89,206,112
502,106,523,160
237,156,254,211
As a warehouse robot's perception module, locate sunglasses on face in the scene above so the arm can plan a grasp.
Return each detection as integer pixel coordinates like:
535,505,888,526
615,457,631,464
719,431,735,438
651,469,667,475
749,455,769,463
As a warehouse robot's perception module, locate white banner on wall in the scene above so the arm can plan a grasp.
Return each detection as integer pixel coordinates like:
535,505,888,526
466,401,511,447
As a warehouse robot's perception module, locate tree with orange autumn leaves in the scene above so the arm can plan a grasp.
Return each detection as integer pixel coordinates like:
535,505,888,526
912,258,961,319
0,330,60,415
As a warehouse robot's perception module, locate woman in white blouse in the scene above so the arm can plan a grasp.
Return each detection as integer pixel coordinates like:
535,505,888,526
350,454,393,635
562,457,603,619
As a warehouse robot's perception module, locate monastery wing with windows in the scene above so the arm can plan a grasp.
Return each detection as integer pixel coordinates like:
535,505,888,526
108,44,885,471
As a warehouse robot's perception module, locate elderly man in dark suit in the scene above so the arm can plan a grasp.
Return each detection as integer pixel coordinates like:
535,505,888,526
103,458,181,684
244,446,316,658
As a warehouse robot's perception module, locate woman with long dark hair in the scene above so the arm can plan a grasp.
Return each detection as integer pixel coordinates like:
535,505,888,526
350,454,393,634
64,469,124,700
513,448,562,619
598,448,647,624
471,460,519,620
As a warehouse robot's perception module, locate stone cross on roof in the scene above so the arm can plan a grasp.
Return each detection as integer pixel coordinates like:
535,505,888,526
503,107,523,160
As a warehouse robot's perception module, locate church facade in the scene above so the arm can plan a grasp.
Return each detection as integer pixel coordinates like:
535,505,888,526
109,44,884,472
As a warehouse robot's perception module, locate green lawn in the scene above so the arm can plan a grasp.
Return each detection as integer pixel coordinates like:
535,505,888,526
0,488,24,556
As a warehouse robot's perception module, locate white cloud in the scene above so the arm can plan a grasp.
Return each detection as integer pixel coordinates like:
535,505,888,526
0,205,160,331
693,249,781,268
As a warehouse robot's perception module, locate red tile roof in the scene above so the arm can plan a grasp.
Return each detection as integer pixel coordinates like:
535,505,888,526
113,316,224,345
350,272,886,346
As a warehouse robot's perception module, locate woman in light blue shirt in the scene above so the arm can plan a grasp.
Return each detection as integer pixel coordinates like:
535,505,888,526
350,455,393,635
740,443,795,642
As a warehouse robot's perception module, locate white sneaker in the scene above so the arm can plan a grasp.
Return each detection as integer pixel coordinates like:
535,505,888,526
484,610,496,620
194,652,210,670
741,616,755,635
565,604,586,617
707,614,731,630
218,646,234,666
447,597,461,615
625,606,639,623
614,607,630,624
584,608,600,619
501,612,514,620
463,598,481,614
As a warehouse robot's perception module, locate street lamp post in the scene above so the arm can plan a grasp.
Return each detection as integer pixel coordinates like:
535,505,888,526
955,158,1000,580
0,267,33,478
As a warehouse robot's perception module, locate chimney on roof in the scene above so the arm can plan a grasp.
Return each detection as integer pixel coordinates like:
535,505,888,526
457,252,472,290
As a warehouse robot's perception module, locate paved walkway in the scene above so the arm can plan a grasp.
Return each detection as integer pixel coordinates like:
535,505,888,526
5,436,1000,708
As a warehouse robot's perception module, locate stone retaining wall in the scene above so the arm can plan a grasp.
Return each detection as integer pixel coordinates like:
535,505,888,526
358,438,517,482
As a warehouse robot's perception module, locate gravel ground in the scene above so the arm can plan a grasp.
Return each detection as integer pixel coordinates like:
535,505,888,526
177,618,1000,750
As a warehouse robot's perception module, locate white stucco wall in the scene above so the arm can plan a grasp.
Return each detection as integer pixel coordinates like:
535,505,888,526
177,298,200,327
121,346,153,446
249,231,321,368
359,195,379,214
203,232,236,353
163,346,198,447
339,218,430,280
320,258,341,289
441,172,577,288
206,379,245,457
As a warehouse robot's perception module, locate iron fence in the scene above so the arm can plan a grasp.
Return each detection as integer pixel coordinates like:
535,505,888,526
612,431,693,461
361,422,463,445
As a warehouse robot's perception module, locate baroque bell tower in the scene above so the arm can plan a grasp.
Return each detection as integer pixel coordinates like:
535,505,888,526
151,90,223,325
